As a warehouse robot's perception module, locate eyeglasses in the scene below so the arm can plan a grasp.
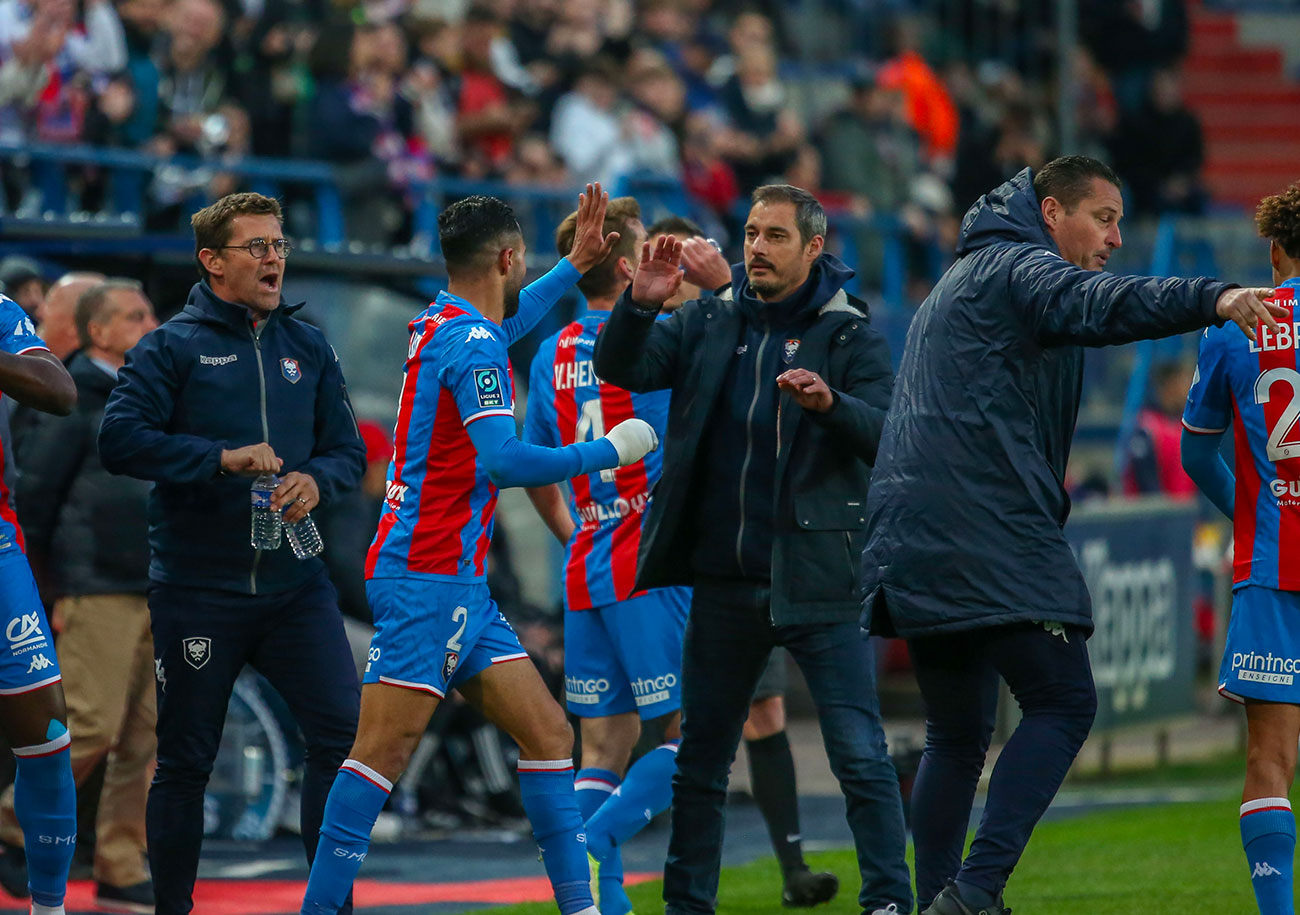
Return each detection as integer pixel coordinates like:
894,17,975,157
216,238,292,259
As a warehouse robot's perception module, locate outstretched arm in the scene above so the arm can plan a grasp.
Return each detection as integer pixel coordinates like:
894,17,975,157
503,181,623,344
1010,248,1283,347
467,414,656,489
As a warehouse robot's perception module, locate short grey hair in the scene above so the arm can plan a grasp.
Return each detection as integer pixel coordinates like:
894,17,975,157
75,278,145,347
751,184,827,246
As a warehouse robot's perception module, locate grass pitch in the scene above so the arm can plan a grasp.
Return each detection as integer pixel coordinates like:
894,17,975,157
472,793,1265,914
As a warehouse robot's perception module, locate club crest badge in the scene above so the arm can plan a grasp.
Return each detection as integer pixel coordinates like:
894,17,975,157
281,357,302,383
184,636,211,669
442,651,460,682
782,339,801,364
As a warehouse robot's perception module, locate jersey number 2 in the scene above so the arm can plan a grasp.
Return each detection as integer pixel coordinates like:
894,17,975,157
575,399,618,483
1254,367,1300,461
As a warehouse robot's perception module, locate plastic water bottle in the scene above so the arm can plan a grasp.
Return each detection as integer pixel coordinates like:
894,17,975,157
284,513,324,560
250,474,282,550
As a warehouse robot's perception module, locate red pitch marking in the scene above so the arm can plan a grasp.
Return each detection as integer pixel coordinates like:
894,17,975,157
0,874,658,913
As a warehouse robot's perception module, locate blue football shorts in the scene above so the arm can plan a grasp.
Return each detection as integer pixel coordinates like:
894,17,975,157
364,577,528,698
564,586,689,719
1219,584,1300,704
0,554,61,696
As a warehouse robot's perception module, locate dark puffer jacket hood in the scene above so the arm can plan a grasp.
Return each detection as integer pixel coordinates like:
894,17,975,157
861,167,1231,639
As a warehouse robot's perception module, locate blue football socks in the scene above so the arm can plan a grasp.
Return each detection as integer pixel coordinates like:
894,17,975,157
519,759,598,915
575,767,621,821
584,742,678,915
1241,797,1296,915
576,767,629,914
13,726,76,909
301,761,392,915
586,742,677,856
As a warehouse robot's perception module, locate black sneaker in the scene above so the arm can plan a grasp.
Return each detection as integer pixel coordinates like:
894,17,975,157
782,866,840,908
0,843,27,899
95,880,156,914
922,881,1011,915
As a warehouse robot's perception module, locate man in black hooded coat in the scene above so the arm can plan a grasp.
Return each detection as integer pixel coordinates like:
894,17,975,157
861,156,1278,915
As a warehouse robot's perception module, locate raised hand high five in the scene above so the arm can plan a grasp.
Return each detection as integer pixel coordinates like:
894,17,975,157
565,182,621,274
630,234,684,309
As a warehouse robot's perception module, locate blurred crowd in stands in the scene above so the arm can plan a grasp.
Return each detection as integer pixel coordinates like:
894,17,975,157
0,0,1207,254
0,0,1243,849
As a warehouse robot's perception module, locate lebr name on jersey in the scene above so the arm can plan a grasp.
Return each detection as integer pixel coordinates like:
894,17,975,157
1249,321,1300,354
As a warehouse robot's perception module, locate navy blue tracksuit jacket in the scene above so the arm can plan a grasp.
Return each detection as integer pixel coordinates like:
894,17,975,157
99,281,366,594
861,168,1233,639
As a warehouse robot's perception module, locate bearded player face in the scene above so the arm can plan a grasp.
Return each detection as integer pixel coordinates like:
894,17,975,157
503,234,527,319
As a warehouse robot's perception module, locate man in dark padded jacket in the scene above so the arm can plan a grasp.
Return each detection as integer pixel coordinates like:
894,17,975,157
862,156,1279,915
99,192,365,915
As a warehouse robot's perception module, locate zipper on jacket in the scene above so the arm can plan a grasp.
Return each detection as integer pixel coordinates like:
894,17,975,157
735,326,771,575
249,320,271,595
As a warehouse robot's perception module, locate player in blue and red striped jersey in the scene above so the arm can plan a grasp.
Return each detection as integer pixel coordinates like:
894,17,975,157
301,187,660,915
1182,182,1300,915
0,293,78,914
523,198,689,915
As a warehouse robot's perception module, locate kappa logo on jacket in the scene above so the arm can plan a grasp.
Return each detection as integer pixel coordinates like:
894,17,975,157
199,354,238,366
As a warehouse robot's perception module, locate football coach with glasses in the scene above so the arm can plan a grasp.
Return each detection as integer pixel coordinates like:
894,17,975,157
99,192,366,915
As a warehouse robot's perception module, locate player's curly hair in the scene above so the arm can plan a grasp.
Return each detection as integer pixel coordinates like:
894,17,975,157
1256,182,1300,260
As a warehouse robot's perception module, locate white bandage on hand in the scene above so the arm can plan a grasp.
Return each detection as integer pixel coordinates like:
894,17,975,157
603,418,659,467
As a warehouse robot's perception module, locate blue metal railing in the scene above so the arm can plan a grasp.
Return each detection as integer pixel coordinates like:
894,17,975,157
0,142,347,246
0,142,933,308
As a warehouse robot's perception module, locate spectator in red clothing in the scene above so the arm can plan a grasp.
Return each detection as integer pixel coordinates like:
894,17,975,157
457,5,520,175
680,110,739,217
1124,359,1199,500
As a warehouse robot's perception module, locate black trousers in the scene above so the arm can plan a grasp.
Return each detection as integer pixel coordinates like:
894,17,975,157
147,572,360,914
665,579,912,914
908,622,1097,907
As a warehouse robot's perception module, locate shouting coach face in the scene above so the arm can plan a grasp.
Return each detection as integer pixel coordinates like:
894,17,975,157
193,192,291,319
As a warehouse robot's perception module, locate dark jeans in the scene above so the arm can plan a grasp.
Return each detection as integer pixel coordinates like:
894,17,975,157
908,623,1097,908
664,578,912,915
147,572,360,914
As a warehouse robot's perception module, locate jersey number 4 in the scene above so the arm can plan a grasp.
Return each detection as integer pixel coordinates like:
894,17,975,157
575,400,618,483
1255,367,1300,461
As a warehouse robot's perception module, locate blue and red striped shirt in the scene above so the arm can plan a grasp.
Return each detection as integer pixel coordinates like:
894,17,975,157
524,312,670,611
366,260,581,581
0,295,48,560
1184,278,1300,590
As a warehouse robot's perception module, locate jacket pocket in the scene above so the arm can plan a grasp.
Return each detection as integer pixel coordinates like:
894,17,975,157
787,496,866,603
792,496,866,531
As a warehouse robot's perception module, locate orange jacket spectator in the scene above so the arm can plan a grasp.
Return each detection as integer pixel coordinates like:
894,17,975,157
878,50,957,160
